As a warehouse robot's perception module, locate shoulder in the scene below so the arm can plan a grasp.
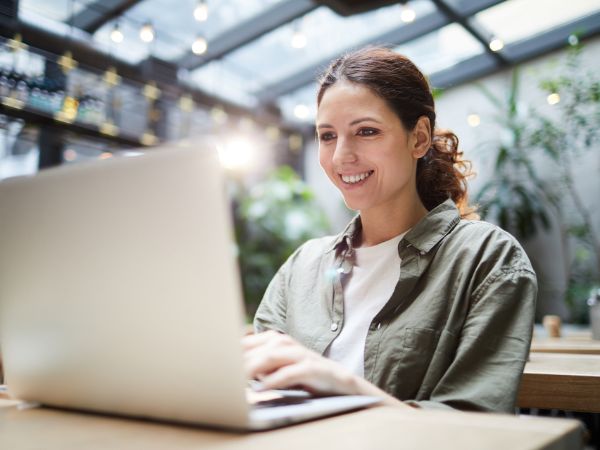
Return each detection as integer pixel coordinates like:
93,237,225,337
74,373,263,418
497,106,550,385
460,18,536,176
286,235,338,266
443,219,534,274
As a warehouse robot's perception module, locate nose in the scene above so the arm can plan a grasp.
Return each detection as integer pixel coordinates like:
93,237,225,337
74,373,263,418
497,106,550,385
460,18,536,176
332,137,358,166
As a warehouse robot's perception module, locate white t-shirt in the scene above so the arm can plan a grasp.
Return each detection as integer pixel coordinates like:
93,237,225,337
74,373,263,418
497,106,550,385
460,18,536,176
324,231,407,377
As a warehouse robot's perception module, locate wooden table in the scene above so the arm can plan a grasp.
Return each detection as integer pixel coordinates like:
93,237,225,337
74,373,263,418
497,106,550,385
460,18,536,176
0,399,583,450
518,353,600,412
531,329,600,355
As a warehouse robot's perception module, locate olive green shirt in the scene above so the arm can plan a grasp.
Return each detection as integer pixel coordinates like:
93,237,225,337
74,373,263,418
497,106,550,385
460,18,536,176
254,199,537,413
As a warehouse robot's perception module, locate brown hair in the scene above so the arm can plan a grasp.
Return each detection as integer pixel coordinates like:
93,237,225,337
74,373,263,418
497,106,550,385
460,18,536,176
317,47,478,219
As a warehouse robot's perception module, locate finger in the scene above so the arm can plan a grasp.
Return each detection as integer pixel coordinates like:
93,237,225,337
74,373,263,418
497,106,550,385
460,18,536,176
244,344,305,380
241,330,285,351
259,361,325,393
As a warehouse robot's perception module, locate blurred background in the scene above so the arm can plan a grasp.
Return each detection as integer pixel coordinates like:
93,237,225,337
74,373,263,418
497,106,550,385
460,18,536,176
0,0,599,321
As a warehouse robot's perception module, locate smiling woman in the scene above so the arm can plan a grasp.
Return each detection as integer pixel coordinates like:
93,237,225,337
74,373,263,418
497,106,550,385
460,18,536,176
243,47,538,413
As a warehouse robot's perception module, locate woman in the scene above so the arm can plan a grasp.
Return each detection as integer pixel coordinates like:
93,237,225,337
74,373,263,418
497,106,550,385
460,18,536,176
243,47,537,412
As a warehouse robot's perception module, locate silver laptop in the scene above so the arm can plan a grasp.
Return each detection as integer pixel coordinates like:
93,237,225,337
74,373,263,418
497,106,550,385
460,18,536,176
0,142,379,430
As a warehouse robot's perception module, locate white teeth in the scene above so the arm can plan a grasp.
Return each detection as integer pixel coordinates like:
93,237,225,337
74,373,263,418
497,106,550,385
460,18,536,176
341,171,373,184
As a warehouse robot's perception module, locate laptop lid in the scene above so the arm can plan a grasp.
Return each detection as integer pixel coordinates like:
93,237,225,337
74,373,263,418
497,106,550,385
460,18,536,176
0,143,252,428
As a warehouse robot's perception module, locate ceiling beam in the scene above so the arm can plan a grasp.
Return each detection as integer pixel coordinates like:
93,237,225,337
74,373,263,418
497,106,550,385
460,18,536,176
429,11,600,89
68,0,144,34
179,0,318,70
255,10,448,103
430,0,508,66
255,0,506,103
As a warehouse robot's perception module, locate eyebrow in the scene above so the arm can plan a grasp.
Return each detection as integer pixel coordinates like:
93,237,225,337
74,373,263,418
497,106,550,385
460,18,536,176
317,117,382,129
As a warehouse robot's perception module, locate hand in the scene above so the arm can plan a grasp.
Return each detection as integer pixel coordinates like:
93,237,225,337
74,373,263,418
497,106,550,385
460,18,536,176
242,330,358,396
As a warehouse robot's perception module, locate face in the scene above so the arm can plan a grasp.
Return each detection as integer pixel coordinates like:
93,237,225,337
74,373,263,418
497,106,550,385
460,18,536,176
316,81,430,215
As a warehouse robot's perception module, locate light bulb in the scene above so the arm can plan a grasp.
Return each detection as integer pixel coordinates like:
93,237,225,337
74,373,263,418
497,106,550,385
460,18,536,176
192,36,208,55
110,23,123,43
400,4,416,23
489,37,504,52
194,0,208,22
140,22,154,43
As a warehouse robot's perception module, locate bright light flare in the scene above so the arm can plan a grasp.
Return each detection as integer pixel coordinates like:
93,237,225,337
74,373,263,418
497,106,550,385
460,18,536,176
218,137,257,171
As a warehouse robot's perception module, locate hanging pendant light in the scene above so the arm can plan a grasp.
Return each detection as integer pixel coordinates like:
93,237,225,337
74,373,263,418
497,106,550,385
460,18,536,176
140,22,155,43
110,22,124,43
194,0,209,22
400,1,416,23
192,35,208,55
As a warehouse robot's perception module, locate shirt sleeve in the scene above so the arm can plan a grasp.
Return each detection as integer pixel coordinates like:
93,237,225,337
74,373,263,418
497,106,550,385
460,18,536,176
253,244,307,334
407,258,537,412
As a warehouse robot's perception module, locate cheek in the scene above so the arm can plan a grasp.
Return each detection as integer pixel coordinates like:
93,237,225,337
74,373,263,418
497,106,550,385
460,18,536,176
318,146,331,171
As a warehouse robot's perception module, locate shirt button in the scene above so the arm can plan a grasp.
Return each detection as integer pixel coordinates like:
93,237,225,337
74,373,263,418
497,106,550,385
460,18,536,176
330,322,338,332
420,250,426,256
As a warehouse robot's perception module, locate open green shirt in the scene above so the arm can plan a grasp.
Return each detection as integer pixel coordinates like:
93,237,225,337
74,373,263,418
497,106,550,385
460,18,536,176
254,199,537,412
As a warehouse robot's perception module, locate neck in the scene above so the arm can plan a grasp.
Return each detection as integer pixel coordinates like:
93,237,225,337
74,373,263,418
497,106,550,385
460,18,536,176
358,195,428,247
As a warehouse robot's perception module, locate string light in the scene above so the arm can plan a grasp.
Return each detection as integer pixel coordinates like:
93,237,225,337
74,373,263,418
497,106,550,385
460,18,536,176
489,36,504,52
194,0,209,22
192,35,208,55
139,22,155,43
400,2,416,23
110,22,124,43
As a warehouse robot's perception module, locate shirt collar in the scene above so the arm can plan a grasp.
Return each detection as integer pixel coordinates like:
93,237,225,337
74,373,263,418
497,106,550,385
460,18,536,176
326,198,460,255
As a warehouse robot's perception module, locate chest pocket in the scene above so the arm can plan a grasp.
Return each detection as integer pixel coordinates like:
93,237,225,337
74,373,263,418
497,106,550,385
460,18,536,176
380,327,441,399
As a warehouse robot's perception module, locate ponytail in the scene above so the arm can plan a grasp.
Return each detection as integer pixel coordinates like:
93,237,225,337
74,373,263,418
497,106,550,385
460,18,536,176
416,130,478,219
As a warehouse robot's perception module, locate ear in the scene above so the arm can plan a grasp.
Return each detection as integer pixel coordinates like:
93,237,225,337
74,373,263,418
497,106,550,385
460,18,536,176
411,116,432,159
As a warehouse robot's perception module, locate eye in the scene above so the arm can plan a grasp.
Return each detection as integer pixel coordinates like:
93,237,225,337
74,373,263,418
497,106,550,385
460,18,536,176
318,131,336,142
357,127,380,137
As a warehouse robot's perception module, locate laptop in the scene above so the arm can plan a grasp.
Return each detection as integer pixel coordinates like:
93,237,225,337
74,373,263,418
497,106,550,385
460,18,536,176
0,141,379,430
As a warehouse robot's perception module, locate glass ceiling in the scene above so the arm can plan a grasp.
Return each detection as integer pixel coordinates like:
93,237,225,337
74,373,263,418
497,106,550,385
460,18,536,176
473,0,600,45
16,0,600,125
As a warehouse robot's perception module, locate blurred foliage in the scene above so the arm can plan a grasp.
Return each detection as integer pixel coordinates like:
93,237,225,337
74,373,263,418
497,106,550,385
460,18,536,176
475,41,600,322
234,166,330,317
474,69,555,239
530,44,600,321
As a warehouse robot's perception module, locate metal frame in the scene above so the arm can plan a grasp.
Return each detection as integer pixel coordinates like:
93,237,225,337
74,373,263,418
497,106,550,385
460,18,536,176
178,0,318,70
430,11,600,89
254,0,506,103
430,0,508,66
68,0,144,34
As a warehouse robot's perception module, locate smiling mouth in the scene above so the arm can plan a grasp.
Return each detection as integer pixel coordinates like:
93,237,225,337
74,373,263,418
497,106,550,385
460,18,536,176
340,170,374,184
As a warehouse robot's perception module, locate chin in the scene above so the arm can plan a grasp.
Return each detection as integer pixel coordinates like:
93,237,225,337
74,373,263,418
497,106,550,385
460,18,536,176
340,197,363,212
